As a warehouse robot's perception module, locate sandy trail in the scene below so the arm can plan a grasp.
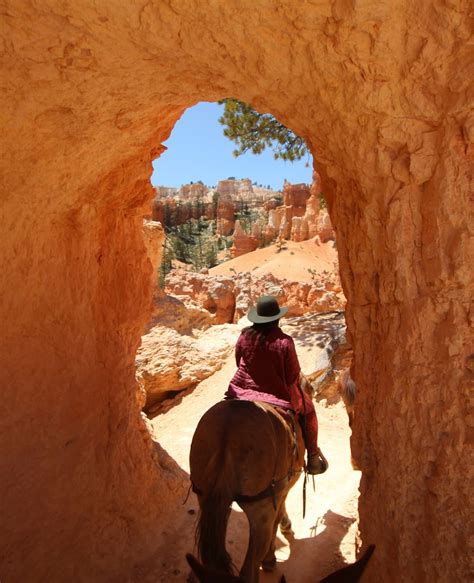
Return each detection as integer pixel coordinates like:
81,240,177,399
151,331,360,582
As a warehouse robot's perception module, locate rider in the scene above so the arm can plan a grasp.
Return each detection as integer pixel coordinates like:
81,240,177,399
225,295,328,475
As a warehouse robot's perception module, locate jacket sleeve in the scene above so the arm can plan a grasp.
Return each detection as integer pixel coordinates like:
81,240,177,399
284,337,301,387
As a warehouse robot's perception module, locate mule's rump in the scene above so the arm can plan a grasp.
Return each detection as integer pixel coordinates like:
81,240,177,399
189,399,304,582
190,400,301,499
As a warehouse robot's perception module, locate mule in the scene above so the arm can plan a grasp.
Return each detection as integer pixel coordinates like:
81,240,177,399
189,399,305,583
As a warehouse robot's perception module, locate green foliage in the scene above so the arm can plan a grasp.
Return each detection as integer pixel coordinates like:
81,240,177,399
164,218,222,272
159,240,174,288
212,191,220,218
205,244,218,268
275,238,287,253
319,192,327,209
307,267,318,282
218,98,308,161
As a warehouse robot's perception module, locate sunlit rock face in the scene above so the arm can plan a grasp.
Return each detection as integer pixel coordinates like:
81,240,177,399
283,182,311,211
304,173,322,239
280,182,311,239
165,270,236,324
142,219,165,288
216,178,253,197
230,220,259,257
137,322,239,413
290,216,309,242
315,210,335,243
216,193,236,236
1,2,471,582
163,266,344,324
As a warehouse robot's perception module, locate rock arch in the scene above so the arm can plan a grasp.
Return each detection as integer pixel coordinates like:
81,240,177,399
1,2,471,581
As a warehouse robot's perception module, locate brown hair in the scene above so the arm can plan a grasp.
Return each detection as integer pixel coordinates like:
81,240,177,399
242,320,279,345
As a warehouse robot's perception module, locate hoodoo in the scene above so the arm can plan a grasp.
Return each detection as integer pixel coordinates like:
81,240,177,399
1,2,471,582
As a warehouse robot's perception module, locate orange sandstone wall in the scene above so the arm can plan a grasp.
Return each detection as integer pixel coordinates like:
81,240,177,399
1,1,472,581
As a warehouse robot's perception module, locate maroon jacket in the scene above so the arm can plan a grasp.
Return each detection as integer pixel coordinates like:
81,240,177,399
226,327,301,409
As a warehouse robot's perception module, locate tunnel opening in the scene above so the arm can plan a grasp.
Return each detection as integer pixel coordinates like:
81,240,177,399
136,100,359,580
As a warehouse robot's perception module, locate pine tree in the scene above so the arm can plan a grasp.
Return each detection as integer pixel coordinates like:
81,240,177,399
159,238,174,288
218,99,308,161
205,244,218,268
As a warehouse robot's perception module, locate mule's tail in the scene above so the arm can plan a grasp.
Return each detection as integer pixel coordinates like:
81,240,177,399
196,448,235,573
320,544,375,582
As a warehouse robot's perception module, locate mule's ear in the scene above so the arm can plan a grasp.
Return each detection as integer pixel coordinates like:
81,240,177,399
186,554,205,578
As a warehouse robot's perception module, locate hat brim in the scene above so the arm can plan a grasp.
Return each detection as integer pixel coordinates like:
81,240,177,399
247,306,288,323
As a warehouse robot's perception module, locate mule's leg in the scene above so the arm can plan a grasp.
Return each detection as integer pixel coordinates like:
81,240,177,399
262,496,287,571
240,499,278,583
279,500,294,536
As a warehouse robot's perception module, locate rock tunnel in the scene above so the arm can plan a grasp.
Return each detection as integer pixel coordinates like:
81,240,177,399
1,1,472,581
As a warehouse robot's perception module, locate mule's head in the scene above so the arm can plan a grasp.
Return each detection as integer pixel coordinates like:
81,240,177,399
185,554,243,583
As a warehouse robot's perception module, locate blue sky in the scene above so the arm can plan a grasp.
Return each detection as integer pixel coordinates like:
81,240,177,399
151,102,312,190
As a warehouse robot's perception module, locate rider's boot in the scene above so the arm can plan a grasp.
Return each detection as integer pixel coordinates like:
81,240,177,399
306,448,328,475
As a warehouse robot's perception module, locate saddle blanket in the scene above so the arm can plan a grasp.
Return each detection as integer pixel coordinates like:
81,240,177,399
225,386,293,411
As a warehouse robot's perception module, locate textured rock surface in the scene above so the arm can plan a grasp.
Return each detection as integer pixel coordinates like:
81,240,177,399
291,216,309,242
283,181,311,210
152,180,279,233
1,2,472,582
148,290,215,333
304,174,322,239
216,193,236,236
137,323,240,411
179,182,208,200
230,219,260,257
265,207,284,241
165,269,236,324
315,210,336,243
216,178,253,198
163,267,344,323
142,219,165,288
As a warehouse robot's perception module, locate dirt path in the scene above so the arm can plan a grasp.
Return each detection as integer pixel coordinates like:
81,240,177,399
151,337,360,582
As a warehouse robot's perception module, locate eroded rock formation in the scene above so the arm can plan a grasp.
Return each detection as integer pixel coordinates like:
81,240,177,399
230,220,260,257
163,267,344,323
137,322,239,412
283,181,311,213
165,270,236,324
1,3,471,582
142,219,165,287
152,179,280,233
315,210,335,243
291,216,309,242
264,176,333,243
216,178,253,198
304,196,321,238
216,193,236,236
